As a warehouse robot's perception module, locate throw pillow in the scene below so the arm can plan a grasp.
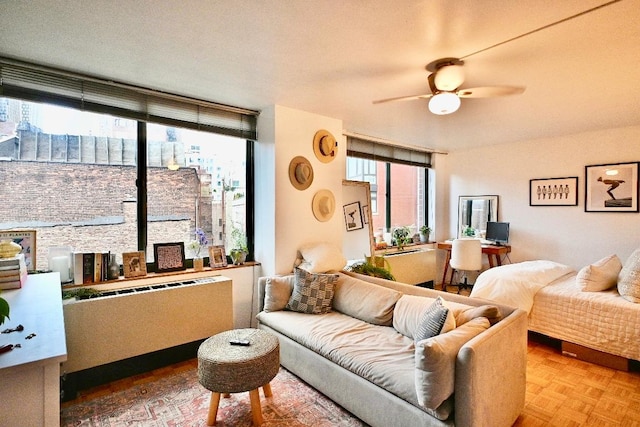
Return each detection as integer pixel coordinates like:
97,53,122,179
286,268,338,314
415,317,490,410
332,273,402,325
296,242,347,273
618,248,640,303
414,296,456,341
455,304,502,326
263,275,294,312
576,254,622,292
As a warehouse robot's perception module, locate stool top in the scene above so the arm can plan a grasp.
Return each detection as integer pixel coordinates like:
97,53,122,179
198,328,278,363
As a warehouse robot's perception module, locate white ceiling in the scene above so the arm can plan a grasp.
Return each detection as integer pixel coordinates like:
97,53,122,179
1,0,639,153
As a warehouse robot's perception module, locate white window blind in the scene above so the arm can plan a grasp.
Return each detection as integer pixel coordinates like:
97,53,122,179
0,57,258,139
345,132,433,167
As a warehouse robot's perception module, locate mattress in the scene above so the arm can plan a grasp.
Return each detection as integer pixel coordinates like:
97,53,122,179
528,273,640,361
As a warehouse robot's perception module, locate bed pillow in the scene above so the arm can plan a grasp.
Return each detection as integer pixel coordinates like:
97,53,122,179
414,297,456,341
297,242,347,273
576,254,622,292
618,248,640,303
415,317,490,410
263,275,294,312
286,268,339,314
332,273,402,325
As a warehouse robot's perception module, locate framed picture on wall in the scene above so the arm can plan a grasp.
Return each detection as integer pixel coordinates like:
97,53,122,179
362,205,369,224
343,201,363,231
585,162,639,212
0,230,37,271
529,177,578,206
153,242,186,272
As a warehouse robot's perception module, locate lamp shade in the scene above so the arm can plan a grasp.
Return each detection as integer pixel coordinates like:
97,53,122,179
428,92,461,115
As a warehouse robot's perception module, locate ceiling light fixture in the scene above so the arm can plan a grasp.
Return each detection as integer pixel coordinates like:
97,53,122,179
428,92,461,115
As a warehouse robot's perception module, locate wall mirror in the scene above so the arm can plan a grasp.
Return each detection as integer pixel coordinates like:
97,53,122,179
457,195,498,238
342,180,375,260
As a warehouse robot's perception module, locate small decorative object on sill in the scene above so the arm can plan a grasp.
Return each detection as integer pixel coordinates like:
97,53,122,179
107,253,120,280
230,249,247,266
193,257,204,271
0,240,22,259
188,228,209,271
419,225,431,243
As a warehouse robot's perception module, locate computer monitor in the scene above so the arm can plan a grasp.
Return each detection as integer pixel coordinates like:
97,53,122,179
485,221,510,246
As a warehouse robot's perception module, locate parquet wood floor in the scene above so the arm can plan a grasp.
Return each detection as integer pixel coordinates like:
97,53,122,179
65,334,640,426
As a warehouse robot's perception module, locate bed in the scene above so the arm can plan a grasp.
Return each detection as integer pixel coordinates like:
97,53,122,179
470,255,640,363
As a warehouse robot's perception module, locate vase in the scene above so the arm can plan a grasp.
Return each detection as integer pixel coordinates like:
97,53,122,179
230,250,247,265
107,253,120,280
193,256,204,271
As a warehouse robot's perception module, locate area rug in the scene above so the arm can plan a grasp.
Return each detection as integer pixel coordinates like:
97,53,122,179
61,363,368,426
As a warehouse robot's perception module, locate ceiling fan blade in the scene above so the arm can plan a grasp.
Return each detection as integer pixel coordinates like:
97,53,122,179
372,93,433,104
457,86,525,98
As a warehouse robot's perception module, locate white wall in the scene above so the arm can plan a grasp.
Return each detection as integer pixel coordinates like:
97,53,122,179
440,125,640,271
256,105,345,276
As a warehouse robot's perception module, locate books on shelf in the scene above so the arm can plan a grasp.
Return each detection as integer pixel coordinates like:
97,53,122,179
0,253,28,290
73,252,111,285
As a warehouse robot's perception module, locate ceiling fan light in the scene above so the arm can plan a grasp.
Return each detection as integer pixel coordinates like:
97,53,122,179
428,92,461,115
434,64,465,91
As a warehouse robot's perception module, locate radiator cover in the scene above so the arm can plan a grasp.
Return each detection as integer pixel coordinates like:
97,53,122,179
62,274,233,373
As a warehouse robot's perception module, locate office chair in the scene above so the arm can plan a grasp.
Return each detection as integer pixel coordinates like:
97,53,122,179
449,238,482,294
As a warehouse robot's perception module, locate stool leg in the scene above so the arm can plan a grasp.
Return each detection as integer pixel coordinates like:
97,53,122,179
249,388,263,426
207,392,221,426
262,382,272,398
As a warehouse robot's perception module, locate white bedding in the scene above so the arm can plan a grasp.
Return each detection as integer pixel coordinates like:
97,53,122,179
469,260,575,313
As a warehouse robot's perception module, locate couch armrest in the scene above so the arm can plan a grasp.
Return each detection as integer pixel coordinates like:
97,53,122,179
454,307,528,427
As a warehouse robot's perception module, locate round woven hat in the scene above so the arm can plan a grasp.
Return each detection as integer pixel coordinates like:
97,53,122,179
312,189,335,222
288,156,314,190
313,130,337,163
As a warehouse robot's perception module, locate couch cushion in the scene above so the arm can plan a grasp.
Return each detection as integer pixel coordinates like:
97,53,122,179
618,248,640,303
415,317,490,410
455,304,502,326
332,273,402,325
264,275,294,312
577,254,622,292
286,268,338,314
414,297,456,341
296,242,347,273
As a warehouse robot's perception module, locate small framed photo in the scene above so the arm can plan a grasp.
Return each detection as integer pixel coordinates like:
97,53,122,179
208,245,227,268
585,162,639,212
0,229,37,270
153,242,186,273
343,201,363,231
122,251,147,278
529,177,578,206
362,205,369,224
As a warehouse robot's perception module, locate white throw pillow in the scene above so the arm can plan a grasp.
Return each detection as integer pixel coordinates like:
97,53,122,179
332,273,402,325
576,254,622,292
618,248,640,303
415,317,490,410
297,242,347,273
263,275,294,312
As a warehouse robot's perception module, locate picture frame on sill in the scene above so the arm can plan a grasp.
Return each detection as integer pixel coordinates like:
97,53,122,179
529,177,578,206
153,242,186,273
362,205,370,224
343,201,363,232
122,251,147,278
585,162,639,212
0,229,37,270
209,245,227,268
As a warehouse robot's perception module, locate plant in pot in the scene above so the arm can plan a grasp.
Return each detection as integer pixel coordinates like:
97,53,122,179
419,225,431,243
392,226,410,250
187,227,208,271
229,226,248,265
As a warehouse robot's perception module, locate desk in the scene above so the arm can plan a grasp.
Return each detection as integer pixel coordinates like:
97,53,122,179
0,273,67,427
437,242,511,286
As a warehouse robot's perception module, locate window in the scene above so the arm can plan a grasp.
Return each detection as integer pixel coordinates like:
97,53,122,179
0,97,251,272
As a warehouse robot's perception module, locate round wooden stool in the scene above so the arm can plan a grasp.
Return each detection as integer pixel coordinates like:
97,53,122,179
197,328,279,426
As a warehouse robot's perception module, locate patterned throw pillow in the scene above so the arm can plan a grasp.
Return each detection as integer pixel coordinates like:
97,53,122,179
618,248,640,303
414,296,456,341
286,268,338,314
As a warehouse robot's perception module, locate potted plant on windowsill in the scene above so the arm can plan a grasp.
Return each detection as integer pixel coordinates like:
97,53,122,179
419,225,431,243
229,226,248,265
187,228,208,271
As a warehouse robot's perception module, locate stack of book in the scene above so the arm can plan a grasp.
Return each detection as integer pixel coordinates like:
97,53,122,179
0,253,28,290
73,252,111,285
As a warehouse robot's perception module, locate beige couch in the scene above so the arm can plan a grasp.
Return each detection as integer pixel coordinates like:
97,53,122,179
256,270,528,427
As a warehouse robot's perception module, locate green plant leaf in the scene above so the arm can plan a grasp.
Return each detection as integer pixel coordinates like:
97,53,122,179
0,297,10,326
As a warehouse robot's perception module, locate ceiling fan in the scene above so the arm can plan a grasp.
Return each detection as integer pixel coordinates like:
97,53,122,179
373,57,525,115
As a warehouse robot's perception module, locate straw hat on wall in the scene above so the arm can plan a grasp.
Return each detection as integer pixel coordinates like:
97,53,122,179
312,189,335,222
288,156,314,190
313,130,337,163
